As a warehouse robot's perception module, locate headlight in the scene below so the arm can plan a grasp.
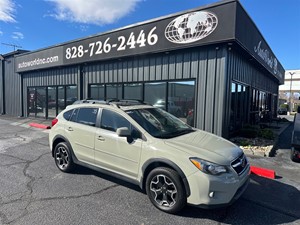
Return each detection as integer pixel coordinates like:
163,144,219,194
190,158,227,175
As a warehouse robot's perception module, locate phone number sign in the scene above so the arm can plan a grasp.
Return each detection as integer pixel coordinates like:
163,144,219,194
63,22,168,65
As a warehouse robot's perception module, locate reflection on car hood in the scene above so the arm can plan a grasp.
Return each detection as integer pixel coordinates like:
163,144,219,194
164,130,242,165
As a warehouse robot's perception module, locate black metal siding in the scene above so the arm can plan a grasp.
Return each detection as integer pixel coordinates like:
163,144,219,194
0,60,3,114
229,49,278,92
223,49,279,137
4,56,22,116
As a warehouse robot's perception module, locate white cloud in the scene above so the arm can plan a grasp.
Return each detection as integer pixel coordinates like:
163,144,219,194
11,31,24,40
0,0,16,22
0,30,3,35
47,0,141,25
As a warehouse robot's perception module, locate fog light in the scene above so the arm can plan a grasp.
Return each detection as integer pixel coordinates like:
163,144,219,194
209,192,214,198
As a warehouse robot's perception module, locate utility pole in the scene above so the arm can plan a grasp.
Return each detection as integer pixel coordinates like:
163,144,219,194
1,43,22,51
289,72,295,114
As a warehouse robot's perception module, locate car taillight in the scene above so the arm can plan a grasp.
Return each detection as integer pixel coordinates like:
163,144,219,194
52,118,58,127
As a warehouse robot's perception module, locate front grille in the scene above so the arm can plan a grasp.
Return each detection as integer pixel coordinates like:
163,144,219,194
231,153,248,175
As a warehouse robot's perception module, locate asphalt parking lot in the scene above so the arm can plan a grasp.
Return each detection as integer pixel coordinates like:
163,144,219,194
0,115,299,225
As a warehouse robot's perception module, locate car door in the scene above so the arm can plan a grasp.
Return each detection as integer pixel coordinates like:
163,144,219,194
94,109,143,179
64,107,99,164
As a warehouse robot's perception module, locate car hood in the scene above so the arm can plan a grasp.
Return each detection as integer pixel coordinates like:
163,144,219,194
164,130,242,165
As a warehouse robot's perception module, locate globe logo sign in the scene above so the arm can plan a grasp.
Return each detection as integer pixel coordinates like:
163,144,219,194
165,11,218,44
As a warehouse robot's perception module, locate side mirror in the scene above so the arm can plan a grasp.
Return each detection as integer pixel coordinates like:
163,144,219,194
116,127,131,137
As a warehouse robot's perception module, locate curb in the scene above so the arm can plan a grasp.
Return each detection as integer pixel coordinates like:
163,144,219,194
250,166,276,179
29,123,51,129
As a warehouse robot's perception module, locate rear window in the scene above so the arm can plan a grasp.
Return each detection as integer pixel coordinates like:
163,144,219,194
76,108,98,126
65,107,99,127
63,109,73,121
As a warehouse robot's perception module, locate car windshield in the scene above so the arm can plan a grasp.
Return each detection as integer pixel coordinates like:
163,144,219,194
126,107,194,139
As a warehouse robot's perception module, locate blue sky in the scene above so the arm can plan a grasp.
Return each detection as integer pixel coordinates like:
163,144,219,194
0,0,299,70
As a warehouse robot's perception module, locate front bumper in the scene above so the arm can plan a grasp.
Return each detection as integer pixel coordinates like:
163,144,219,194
186,164,250,207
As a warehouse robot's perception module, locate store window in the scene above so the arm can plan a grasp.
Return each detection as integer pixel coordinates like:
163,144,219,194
90,84,105,100
88,80,195,124
36,87,46,117
124,83,142,100
230,82,249,135
28,88,36,117
168,81,195,125
27,87,46,117
106,84,122,100
27,85,77,119
66,86,78,106
58,86,65,114
145,82,167,108
48,87,57,118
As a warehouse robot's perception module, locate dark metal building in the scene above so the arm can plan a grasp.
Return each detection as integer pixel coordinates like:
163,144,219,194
0,0,285,138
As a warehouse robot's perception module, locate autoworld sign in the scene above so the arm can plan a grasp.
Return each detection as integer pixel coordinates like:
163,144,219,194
15,0,284,83
16,3,231,73
61,10,221,66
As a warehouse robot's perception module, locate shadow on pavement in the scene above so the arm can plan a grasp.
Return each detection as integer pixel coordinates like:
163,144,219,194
72,164,300,224
179,175,300,224
276,123,293,150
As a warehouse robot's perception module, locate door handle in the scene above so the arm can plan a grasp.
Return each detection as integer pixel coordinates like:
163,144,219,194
97,136,105,141
67,127,73,131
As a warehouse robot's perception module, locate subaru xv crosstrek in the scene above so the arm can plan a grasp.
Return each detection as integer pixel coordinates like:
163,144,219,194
49,99,250,213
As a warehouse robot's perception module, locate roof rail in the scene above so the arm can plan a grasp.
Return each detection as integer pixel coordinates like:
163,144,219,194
73,99,107,105
107,99,148,108
72,98,151,107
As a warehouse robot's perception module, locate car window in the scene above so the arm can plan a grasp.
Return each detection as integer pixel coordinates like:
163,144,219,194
70,108,79,122
70,107,98,127
63,109,73,120
101,109,141,139
101,109,130,132
127,108,194,138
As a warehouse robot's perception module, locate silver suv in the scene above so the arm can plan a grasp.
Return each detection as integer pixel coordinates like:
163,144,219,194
49,100,250,213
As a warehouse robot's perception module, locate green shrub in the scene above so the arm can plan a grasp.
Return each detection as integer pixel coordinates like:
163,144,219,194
280,104,288,109
258,129,274,140
240,128,258,138
239,139,251,146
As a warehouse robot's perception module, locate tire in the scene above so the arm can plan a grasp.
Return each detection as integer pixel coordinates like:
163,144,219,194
53,142,75,172
291,148,300,162
146,167,186,214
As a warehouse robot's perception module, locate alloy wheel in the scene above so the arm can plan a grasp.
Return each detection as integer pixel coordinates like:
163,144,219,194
149,174,177,207
55,146,69,170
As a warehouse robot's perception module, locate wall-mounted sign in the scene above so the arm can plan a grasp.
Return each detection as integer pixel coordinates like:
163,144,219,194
15,0,284,84
165,11,218,44
16,2,233,73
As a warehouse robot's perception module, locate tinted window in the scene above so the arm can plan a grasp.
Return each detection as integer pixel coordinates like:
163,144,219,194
69,108,98,126
63,109,74,121
124,83,142,100
101,109,130,132
100,109,141,139
76,108,98,126
70,108,79,122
